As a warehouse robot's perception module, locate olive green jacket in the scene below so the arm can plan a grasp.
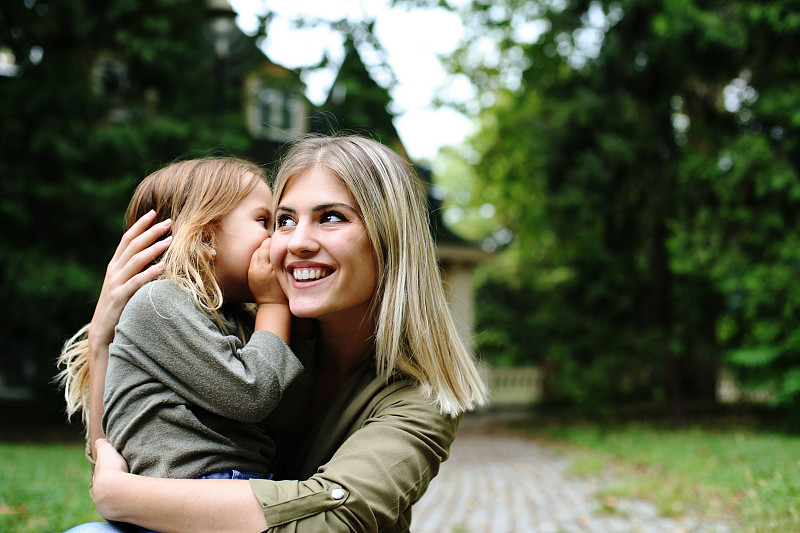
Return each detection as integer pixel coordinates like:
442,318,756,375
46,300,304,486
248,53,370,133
249,362,461,532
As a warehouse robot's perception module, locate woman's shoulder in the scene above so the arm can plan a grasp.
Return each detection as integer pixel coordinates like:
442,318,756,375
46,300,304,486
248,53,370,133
352,368,461,427
274,366,461,482
376,378,458,420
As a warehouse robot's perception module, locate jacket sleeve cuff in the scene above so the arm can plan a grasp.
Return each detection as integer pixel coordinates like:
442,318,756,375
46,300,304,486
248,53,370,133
249,479,349,528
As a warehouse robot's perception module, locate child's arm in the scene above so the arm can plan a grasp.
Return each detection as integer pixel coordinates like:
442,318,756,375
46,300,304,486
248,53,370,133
255,302,291,345
248,237,291,344
113,280,303,423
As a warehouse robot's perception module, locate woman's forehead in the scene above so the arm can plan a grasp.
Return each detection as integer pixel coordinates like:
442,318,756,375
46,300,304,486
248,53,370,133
280,167,354,205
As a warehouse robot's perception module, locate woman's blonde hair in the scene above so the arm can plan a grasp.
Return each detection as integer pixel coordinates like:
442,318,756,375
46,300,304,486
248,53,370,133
273,135,487,415
56,157,267,431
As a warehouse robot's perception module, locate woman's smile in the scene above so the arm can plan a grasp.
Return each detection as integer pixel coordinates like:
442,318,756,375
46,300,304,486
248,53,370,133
289,263,334,282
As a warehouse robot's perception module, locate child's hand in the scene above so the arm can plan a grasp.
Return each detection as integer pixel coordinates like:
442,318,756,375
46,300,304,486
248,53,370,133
248,237,287,306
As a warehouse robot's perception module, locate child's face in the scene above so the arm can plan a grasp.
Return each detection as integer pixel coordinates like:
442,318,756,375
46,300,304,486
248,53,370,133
213,178,273,302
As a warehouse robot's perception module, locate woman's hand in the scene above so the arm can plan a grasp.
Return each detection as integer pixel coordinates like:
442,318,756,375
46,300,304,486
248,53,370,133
93,438,130,476
88,210,173,351
91,438,130,519
87,211,173,449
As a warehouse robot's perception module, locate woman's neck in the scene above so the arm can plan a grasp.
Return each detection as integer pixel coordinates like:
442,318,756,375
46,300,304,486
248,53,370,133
314,317,374,382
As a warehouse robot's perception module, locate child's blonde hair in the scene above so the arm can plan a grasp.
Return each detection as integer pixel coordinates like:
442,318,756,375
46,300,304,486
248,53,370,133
274,135,488,415
56,157,267,433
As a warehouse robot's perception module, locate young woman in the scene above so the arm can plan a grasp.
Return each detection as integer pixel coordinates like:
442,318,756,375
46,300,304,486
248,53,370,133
57,158,311,485
64,136,488,532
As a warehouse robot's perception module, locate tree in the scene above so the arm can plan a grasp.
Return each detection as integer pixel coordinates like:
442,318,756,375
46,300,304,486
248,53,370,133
316,34,406,156
441,0,800,421
0,0,429,413
0,0,255,409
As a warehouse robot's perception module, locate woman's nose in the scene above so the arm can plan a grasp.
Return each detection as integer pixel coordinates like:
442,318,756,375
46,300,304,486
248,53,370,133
287,220,320,255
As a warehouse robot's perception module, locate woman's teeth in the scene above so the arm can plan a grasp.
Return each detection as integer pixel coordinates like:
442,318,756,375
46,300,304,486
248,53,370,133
293,268,329,281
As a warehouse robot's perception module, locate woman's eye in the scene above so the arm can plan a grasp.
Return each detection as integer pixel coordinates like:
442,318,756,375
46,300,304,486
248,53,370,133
321,211,346,224
276,214,296,228
258,216,271,228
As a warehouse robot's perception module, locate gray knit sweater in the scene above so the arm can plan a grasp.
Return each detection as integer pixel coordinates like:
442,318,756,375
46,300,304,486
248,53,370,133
102,279,311,479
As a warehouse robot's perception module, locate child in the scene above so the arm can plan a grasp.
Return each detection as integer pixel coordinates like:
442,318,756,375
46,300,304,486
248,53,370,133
57,157,311,482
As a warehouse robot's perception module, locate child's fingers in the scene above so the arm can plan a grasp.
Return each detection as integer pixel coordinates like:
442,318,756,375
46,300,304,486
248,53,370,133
257,236,272,255
249,238,272,267
249,239,278,291
249,238,286,305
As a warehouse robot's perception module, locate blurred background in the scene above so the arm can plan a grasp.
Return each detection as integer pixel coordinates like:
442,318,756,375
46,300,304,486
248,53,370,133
2,0,798,429
2,0,799,531
0,0,800,458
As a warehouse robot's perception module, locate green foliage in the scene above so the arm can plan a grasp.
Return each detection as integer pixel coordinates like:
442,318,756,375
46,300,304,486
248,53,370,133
443,0,800,415
0,0,256,399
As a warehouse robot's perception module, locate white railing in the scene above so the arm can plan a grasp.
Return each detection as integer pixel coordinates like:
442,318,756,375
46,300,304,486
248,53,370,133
480,364,541,408
478,365,771,408
716,370,772,404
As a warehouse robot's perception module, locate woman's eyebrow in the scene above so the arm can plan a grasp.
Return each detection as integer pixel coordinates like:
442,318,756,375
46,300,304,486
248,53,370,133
313,202,354,212
276,202,356,213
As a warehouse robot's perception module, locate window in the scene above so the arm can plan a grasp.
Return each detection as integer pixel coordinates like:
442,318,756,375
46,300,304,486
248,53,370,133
247,83,306,142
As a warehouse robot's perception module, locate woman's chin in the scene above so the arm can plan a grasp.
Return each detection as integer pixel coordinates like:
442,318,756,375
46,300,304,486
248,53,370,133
288,302,320,319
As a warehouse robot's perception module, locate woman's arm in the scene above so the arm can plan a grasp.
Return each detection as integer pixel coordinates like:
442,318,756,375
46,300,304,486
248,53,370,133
87,211,173,448
92,439,267,533
90,379,459,532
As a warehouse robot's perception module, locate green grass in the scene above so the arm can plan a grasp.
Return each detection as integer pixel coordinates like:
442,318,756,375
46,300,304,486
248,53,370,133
509,417,800,533
0,440,102,533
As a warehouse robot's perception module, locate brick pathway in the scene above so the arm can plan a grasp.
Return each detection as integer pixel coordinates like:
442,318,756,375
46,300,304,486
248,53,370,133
412,415,733,533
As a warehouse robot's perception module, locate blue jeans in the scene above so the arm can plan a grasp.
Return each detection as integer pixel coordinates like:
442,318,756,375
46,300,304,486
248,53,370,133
63,470,268,533
64,524,128,533
200,469,266,480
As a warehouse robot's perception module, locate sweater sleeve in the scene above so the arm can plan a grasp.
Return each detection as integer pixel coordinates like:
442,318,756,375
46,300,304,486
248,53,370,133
248,383,460,532
112,280,305,423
